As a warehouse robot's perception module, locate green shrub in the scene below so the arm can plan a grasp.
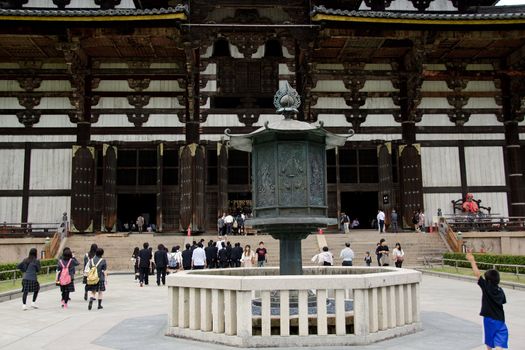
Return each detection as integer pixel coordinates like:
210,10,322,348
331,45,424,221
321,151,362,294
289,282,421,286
443,253,525,274
0,259,57,281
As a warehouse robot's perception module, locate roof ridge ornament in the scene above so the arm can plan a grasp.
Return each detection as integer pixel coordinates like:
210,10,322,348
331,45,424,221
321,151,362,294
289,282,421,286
274,81,301,119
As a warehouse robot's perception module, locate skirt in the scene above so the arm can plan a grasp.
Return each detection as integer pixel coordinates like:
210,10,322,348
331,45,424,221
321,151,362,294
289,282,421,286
21,279,40,293
85,281,105,292
60,282,75,293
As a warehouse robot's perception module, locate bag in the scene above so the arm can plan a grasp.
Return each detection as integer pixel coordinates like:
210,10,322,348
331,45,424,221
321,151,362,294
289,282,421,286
59,259,72,286
168,253,179,269
412,214,419,224
233,220,238,229
397,255,405,262
86,259,102,285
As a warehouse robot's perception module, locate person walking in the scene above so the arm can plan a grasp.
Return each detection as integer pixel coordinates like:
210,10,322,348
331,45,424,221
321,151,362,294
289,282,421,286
56,247,79,309
392,243,405,268
364,251,372,266
390,209,399,233
218,242,229,268
224,213,234,236
181,243,193,270
205,241,218,268
241,245,255,267
218,214,226,236
377,238,390,266
231,242,243,267
466,253,509,350
168,245,182,272
340,212,350,234
339,242,354,266
191,242,206,269
312,246,334,266
418,210,426,233
131,247,140,281
154,244,169,286
138,242,152,287
255,241,268,267
17,248,40,310
83,244,97,300
377,209,385,233
85,248,107,310
136,215,145,234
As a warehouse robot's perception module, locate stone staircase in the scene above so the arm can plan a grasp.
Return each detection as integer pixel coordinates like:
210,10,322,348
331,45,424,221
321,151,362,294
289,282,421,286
65,229,448,271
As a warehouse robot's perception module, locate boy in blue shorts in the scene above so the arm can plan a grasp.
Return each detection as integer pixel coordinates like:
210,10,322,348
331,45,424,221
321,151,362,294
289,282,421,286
466,252,508,350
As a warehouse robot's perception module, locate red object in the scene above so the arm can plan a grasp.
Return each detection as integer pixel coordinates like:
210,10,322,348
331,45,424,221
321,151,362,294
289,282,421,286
187,225,191,237
318,228,323,235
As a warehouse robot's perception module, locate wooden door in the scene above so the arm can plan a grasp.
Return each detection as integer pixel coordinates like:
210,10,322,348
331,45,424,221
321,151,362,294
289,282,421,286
398,144,423,227
194,145,206,231
71,146,95,233
179,145,192,231
102,144,117,232
217,143,228,217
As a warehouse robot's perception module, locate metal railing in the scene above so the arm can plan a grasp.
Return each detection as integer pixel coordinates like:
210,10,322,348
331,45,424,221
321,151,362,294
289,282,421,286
0,222,62,236
443,215,525,232
423,257,525,280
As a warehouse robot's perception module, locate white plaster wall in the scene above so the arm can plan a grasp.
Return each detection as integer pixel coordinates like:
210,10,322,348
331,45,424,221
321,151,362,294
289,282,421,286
283,46,293,59
25,0,135,8
421,147,461,187
364,64,391,70
464,81,497,92
360,114,398,127
466,64,494,71
465,146,505,186
316,64,344,70
471,192,508,217
94,80,183,92
0,136,76,142
150,63,179,69
421,81,449,92
30,149,72,190
91,134,185,142
317,114,349,127
423,193,462,221
313,97,347,109
417,114,455,127
419,97,452,109
0,97,22,108
425,64,446,71
39,97,73,109
349,134,402,141
362,80,396,92
144,114,184,127
0,197,23,223
42,63,67,69
96,97,131,108
200,134,227,142
363,97,396,109
312,81,347,92
0,80,23,91
0,63,19,69
253,114,281,127
279,64,293,75
520,133,525,140
229,44,244,59
465,98,498,109
201,114,242,127
34,80,71,92
417,134,505,141
91,114,129,127
201,45,214,59
147,97,184,108
464,114,500,126
34,115,74,128
0,115,24,128
28,196,70,224
201,80,217,92
0,150,24,190
202,63,217,75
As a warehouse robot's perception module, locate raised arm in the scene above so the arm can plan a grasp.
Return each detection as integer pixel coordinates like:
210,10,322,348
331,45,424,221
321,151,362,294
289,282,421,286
466,253,481,279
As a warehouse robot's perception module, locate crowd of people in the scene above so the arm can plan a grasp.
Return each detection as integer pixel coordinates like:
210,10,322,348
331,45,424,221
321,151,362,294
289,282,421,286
217,212,248,236
17,244,107,311
340,208,427,233
130,239,269,286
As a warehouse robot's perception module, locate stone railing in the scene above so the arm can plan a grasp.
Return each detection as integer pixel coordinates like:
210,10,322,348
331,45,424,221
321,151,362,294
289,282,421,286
166,267,421,347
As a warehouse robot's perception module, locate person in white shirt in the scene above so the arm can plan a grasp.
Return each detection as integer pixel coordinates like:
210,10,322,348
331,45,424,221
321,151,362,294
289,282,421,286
392,242,405,268
377,209,385,233
191,243,206,269
312,246,333,266
224,214,234,235
339,242,355,266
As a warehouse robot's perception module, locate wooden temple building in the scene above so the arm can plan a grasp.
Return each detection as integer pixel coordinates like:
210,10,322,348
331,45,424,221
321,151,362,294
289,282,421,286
0,0,524,233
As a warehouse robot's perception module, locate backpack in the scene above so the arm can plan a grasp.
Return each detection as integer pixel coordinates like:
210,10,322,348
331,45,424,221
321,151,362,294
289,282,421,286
59,259,72,286
218,217,225,228
412,213,419,224
168,253,179,269
86,259,102,285
233,220,238,229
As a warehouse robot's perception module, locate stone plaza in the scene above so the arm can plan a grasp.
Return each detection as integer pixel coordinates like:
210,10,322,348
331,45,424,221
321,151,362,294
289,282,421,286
0,273,523,350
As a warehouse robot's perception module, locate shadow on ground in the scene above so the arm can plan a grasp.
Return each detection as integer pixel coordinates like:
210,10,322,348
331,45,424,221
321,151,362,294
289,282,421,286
93,311,481,350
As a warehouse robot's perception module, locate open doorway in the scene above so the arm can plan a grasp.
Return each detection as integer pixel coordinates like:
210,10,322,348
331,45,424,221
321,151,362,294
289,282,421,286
341,192,378,229
117,194,156,232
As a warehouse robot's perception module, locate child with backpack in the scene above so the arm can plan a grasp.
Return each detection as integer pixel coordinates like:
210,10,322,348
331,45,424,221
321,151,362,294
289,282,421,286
466,252,509,350
56,247,79,309
85,247,107,310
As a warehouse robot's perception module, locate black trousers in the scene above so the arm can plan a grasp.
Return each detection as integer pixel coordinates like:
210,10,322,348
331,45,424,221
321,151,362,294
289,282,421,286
395,261,403,268
342,261,353,266
139,267,149,285
156,267,167,285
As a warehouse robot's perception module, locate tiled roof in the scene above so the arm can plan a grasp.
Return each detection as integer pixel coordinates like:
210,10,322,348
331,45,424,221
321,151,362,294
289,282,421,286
311,5,525,20
0,4,188,17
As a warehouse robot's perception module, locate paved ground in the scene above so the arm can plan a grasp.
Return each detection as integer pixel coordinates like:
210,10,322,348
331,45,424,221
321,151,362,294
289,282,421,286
0,274,523,350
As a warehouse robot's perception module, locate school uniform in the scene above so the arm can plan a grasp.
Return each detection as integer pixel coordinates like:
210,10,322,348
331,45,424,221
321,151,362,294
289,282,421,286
57,257,79,293
85,257,107,292
18,259,40,293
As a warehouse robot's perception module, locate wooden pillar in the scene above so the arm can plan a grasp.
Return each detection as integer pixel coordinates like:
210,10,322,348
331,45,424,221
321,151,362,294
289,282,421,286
70,145,95,233
217,143,229,218
156,143,164,232
21,143,31,225
179,144,206,232
102,144,117,232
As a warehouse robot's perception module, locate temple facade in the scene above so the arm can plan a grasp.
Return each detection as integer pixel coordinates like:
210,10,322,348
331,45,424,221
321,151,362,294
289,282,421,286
0,0,523,232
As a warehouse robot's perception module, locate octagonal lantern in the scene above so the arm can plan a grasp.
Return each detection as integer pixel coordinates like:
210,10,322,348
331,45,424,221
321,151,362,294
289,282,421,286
226,82,353,274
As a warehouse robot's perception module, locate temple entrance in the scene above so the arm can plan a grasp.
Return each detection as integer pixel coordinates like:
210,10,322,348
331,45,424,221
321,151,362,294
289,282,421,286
227,192,252,216
341,191,378,229
117,194,157,232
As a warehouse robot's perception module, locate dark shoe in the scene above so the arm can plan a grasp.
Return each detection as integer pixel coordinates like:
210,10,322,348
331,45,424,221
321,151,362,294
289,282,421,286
97,305,103,310
88,298,95,310
140,282,143,287
84,292,88,301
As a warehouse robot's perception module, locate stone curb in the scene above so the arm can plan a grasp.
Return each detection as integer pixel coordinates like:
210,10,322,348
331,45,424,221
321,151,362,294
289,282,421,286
0,271,134,303
418,269,525,291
